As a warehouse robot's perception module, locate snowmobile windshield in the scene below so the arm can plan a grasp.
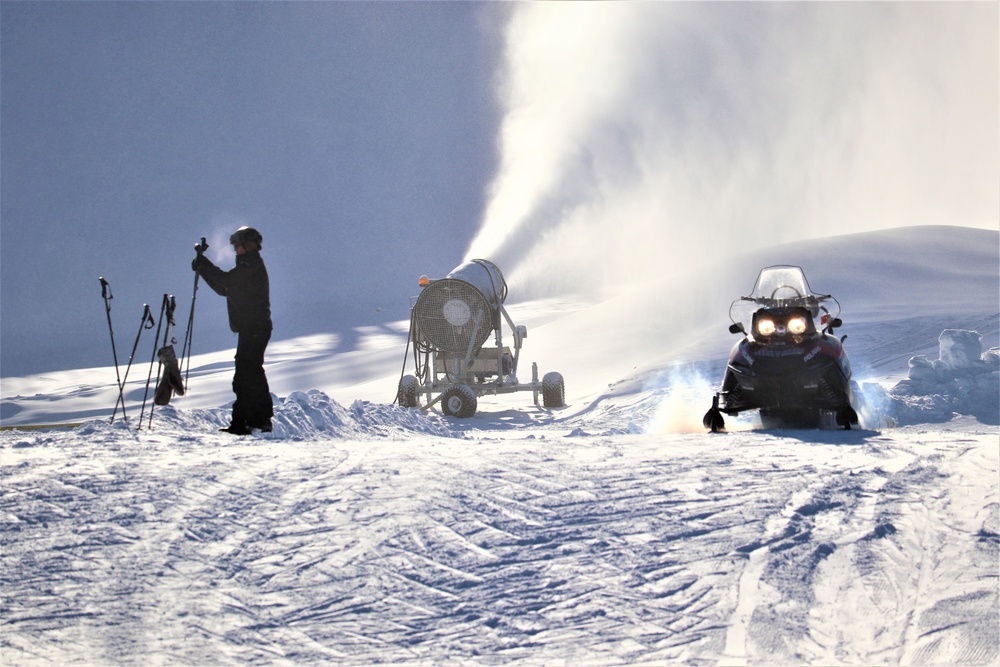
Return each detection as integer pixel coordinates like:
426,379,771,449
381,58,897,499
749,266,815,304
729,266,839,335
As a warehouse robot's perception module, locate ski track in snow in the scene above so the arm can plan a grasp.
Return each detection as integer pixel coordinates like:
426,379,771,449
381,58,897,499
2,226,998,665
2,406,996,666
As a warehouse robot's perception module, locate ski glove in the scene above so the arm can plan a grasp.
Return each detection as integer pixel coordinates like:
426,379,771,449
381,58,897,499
192,254,211,272
154,344,186,406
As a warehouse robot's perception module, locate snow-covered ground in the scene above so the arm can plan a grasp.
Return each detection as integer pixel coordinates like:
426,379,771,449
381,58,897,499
2,225,998,665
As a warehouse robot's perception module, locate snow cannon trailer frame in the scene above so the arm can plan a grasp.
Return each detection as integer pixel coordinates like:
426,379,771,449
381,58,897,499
396,259,565,418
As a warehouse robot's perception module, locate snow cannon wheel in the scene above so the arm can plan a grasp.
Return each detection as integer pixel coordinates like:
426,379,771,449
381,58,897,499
441,385,477,418
541,372,565,408
397,375,420,408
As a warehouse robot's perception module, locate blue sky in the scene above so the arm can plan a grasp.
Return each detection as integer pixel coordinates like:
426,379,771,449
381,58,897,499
2,2,996,378
2,2,507,376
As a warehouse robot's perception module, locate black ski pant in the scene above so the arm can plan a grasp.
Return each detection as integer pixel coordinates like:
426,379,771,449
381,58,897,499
231,330,273,429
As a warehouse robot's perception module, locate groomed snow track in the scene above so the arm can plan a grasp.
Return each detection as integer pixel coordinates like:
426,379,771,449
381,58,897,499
2,409,996,666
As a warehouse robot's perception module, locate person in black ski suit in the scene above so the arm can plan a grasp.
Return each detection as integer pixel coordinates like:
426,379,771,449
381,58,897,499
192,226,273,434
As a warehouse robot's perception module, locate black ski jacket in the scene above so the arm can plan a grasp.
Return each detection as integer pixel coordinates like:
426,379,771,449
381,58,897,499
194,250,272,335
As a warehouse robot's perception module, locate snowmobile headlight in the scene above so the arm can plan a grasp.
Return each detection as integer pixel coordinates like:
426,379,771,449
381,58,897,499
757,318,776,337
788,316,808,335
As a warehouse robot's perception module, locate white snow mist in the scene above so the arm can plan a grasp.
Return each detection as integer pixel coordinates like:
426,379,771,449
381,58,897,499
466,3,998,301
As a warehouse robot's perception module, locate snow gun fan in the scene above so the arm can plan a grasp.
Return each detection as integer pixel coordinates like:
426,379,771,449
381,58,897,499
397,259,565,418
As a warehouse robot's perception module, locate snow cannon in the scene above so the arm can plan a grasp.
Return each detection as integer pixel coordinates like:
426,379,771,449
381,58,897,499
397,259,565,418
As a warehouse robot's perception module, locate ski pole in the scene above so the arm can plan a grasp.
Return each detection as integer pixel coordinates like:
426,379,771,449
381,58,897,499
146,295,176,430
99,277,125,423
180,275,199,391
113,304,155,424
139,295,169,428
180,237,208,391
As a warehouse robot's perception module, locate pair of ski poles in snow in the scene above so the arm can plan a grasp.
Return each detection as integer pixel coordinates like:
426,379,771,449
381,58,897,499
99,277,152,424
99,237,206,427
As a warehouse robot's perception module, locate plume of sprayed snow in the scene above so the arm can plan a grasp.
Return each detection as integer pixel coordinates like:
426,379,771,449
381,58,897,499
467,3,998,301
643,364,754,434
815,330,1000,430
853,381,899,430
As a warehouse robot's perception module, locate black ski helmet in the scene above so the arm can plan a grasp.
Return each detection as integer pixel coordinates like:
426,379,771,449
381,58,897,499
230,226,263,248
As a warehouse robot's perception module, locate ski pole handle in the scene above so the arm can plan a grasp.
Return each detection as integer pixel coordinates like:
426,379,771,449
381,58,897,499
194,237,208,255
99,276,112,300
164,294,176,324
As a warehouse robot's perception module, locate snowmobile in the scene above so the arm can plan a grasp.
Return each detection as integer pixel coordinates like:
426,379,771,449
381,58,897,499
702,265,859,432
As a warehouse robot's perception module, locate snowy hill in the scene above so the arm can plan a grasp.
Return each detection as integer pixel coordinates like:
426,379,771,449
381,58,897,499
1,225,998,666
3,225,997,428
